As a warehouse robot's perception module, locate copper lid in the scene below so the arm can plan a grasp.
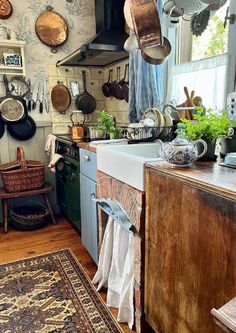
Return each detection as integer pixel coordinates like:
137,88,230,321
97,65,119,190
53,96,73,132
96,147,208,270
0,0,13,19
35,10,68,47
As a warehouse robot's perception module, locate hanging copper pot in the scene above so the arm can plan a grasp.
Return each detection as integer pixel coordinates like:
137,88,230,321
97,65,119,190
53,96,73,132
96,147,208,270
0,0,13,20
35,6,68,52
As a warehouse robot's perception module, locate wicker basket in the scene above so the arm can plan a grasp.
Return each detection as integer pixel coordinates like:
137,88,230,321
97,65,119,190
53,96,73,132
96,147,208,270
0,147,45,192
10,203,49,230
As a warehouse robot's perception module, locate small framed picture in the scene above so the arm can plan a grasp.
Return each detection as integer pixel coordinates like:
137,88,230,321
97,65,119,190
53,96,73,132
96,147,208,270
3,53,21,67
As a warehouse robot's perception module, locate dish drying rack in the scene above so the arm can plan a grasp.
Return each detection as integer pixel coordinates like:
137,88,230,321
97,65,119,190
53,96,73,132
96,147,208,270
121,125,177,144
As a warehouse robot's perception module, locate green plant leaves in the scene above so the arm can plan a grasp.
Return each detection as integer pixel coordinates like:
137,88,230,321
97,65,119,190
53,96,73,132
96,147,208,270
176,107,235,143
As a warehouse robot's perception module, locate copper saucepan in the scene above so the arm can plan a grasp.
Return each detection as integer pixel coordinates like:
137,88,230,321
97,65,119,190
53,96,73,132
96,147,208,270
129,0,171,64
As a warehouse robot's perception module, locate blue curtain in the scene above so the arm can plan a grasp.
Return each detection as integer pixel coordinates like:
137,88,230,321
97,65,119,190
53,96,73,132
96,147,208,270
128,0,164,123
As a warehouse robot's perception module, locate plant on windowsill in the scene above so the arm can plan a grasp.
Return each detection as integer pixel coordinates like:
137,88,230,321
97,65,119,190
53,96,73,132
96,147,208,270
176,107,235,160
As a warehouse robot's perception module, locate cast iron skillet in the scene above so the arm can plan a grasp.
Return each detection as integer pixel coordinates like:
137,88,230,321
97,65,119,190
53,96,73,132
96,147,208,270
75,71,96,114
102,69,113,97
7,116,36,141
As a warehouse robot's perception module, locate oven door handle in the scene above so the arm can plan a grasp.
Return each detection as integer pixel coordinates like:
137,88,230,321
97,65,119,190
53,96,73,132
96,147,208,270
64,160,77,169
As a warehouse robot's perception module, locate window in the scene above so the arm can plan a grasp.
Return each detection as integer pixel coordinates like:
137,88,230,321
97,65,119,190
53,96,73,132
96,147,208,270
167,0,236,109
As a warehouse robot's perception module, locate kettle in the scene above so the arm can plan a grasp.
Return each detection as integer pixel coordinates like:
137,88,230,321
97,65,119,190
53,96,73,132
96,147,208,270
156,137,207,167
70,112,84,141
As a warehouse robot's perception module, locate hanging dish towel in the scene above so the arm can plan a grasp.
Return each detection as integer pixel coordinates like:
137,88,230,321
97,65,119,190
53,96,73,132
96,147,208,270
48,153,63,173
92,216,114,291
117,233,135,329
45,134,57,159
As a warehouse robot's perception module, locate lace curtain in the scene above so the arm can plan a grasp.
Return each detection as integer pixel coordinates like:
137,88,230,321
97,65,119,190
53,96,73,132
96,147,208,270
167,54,234,109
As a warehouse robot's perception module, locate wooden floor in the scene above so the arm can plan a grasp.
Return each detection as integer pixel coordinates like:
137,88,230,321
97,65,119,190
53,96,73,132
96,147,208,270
0,218,134,333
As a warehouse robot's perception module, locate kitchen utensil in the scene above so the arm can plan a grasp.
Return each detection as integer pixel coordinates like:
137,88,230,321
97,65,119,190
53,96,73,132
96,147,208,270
207,0,227,10
0,118,5,139
38,80,43,114
0,75,27,124
122,64,129,102
163,1,182,28
124,30,139,53
0,0,13,20
141,36,172,65
130,0,163,49
102,69,113,97
114,66,124,100
174,0,208,15
32,79,38,110
70,111,84,141
156,137,207,167
35,6,68,52
27,79,32,112
51,82,71,114
201,0,218,4
7,115,36,141
184,87,195,119
191,9,210,36
10,76,30,99
75,71,96,114
124,0,133,30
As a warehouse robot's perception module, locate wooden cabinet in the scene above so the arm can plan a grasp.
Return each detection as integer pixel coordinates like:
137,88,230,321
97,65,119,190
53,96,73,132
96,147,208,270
0,40,26,76
145,163,236,333
80,149,98,264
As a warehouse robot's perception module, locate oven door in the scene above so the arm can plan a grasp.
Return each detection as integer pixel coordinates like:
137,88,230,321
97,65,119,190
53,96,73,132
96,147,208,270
56,156,81,232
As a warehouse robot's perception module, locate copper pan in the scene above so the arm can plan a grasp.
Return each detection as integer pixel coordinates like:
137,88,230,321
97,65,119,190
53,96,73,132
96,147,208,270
141,37,171,65
0,0,13,19
130,0,162,49
35,6,68,51
51,82,71,114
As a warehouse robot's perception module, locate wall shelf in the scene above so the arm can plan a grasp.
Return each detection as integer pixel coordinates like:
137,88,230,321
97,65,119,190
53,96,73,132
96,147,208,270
0,40,26,76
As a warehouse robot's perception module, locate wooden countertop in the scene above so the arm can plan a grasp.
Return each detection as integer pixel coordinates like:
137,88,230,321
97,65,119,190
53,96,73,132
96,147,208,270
146,161,236,201
76,141,97,153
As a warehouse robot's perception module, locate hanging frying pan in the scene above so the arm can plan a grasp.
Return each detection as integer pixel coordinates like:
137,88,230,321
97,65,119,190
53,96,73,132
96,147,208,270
35,6,68,52
0,75,28,124
75,71,96,114
102,69,113,97
122,64,129,103
51,82,71,114
0,0,13,19
0,118,5,139
114,66,124,100
7,115,36,141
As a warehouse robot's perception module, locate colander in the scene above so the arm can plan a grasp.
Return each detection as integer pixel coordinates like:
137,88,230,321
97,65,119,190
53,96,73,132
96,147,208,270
201,0,218,4
174,0,208,15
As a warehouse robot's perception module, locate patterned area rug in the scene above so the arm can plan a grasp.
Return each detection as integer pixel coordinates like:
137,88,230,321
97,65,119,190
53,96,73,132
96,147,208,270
0,249,123,333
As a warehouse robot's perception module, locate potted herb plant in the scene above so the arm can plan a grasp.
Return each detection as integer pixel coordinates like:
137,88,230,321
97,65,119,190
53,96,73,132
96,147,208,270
176,107,235,160
93,110,123,139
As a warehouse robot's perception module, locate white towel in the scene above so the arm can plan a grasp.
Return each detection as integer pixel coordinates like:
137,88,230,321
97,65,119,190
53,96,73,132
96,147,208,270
92,216,114,291
117,234,135,329
92,218,135,329
45,134,57,159
107,223,130,308
48,153,63,173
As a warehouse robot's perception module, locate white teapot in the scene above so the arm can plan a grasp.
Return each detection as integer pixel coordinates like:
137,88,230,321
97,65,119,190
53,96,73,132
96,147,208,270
156,137,207,167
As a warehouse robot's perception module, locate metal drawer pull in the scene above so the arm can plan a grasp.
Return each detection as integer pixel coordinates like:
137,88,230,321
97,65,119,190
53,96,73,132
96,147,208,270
83,154,90,161
91,192,96,199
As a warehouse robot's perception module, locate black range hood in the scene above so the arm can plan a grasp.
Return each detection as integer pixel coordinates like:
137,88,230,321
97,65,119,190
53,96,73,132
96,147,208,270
57,0,129,67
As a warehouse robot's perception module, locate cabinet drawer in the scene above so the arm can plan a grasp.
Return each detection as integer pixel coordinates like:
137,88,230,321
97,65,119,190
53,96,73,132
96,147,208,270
80,149,97,181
